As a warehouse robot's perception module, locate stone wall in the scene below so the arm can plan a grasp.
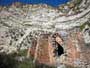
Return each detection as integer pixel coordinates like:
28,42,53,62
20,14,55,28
29,32,90,68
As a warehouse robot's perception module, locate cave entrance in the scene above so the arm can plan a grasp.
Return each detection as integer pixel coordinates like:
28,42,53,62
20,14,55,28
54,42,64,57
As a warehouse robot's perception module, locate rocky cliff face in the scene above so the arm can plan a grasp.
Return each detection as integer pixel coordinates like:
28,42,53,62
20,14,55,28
0,0,90,67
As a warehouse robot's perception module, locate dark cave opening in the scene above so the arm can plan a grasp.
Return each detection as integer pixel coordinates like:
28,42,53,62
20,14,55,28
54,42,64,57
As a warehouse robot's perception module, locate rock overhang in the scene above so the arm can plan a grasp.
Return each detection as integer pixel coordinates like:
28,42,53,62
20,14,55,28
0,0,90,32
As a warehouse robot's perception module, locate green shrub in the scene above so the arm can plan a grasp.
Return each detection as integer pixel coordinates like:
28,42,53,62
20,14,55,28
18,59,35,68
0,53,18,68
0,50,56,68
80,23,90,31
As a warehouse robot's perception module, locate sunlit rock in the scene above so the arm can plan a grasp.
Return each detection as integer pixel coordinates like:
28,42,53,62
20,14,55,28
0,0,90,67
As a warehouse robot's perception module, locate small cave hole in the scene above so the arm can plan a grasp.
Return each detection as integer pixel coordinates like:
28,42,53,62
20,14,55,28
53,42,64,57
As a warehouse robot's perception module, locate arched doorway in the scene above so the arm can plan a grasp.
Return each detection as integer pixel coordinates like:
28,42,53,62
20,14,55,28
56,42,64,56
52,33,64,57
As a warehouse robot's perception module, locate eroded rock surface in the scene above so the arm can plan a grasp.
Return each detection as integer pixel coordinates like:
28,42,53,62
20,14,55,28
0,0,90,67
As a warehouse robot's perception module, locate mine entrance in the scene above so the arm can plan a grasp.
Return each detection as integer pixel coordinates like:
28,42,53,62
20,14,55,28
54,42,64,57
